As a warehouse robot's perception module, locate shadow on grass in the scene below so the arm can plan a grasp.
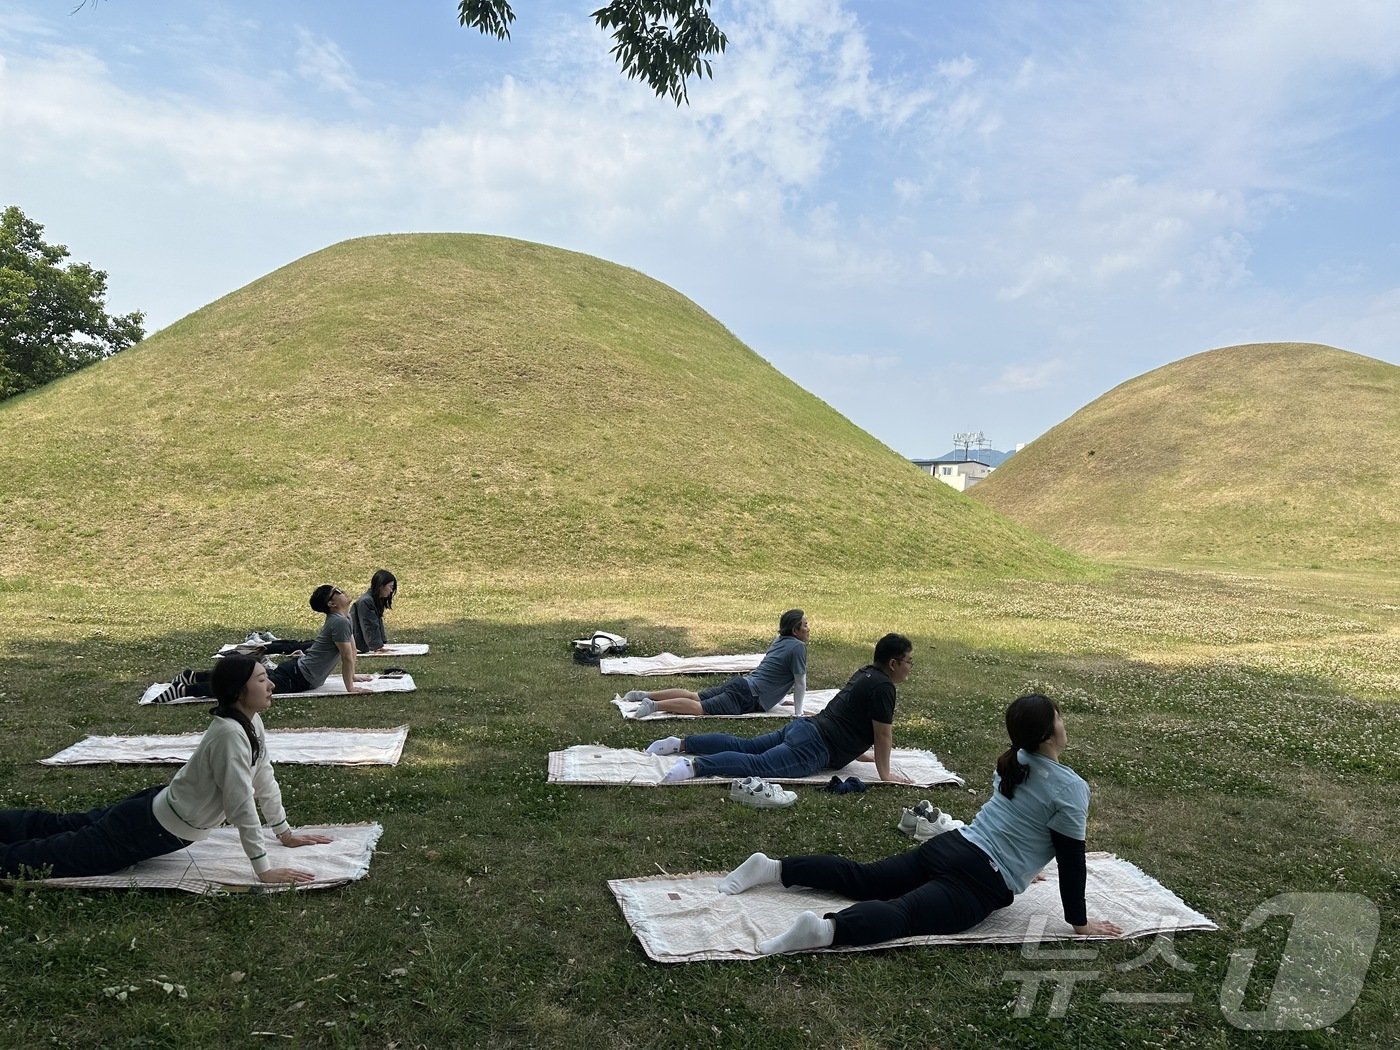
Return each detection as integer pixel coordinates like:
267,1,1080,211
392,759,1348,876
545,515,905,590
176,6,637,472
1,614,1396,1048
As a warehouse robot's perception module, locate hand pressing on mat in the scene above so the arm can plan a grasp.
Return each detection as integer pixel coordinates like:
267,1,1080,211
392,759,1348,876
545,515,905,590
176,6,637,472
1074,918,1124,937
259,866,319,885
279,830,334,848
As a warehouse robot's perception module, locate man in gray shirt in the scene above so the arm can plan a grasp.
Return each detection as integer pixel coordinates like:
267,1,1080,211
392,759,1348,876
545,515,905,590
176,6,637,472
158,585,372,701
626,609,809,717
269,585,374,694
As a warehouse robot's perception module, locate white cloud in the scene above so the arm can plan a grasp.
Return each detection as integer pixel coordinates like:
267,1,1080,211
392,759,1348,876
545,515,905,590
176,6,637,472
984,359,1067,393
294,27,364,104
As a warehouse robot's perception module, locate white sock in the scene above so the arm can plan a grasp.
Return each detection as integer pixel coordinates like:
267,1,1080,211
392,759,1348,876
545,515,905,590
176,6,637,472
718,852,781,895
758,911,835,955
623,689,649,703
661,757,694,783
635,698,658,718
646,736,682,756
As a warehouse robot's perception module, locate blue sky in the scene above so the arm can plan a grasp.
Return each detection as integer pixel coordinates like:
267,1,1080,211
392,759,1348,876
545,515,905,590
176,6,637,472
3,1,1398,456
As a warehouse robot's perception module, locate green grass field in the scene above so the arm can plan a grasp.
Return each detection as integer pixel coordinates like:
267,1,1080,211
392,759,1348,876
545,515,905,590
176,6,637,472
1,566,1396,1048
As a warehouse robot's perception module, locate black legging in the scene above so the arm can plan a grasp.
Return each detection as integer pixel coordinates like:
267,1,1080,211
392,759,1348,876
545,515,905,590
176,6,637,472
0,786,189,878
781,831,1013,946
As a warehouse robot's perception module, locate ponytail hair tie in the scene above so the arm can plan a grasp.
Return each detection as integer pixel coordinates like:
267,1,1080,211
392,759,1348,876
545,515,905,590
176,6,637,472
1015,748,1032,766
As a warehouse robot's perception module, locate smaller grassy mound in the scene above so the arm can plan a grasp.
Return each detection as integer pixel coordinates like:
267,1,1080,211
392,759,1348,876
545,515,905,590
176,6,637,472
973,343,1400,569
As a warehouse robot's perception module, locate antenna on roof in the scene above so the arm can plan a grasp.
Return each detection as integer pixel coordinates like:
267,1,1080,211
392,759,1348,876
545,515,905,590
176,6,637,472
952,431,986,461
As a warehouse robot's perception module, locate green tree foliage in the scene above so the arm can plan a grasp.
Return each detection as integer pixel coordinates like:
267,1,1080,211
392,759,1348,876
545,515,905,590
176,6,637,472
0,205,145,401
458,0,727,104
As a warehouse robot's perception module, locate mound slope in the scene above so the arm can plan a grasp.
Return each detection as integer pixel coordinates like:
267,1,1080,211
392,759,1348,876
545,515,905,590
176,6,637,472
973,343,1400,569
1,234,1078,588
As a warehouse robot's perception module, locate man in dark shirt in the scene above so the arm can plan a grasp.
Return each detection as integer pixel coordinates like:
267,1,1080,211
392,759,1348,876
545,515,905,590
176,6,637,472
646,633,915,784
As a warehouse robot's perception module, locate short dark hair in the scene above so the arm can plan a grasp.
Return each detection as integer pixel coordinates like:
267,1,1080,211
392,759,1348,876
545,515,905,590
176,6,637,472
210,655,258,705
778,608,805,636
309,584,337,613
873,632,912,667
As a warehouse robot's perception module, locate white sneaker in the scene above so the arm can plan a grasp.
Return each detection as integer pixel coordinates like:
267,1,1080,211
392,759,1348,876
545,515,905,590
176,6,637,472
911,812,964,842
897,805,939,837
730,778,797,808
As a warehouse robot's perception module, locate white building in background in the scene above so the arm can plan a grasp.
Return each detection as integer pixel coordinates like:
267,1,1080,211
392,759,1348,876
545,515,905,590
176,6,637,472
911,458,995,492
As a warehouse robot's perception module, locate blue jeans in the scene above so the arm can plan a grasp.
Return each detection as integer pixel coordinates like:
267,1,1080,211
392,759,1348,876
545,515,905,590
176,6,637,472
0,785,190,878
699,676,759,715
782,831,1013,946
684,718,831,779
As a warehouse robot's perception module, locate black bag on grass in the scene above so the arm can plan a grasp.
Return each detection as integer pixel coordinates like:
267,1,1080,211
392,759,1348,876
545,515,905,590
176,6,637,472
571,630,628,665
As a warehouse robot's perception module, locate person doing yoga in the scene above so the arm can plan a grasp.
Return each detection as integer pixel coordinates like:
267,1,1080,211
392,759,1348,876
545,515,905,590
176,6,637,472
719,693,1124,954
351,569,398,653
624,609,810,717
646,633,914,785
2,657,331,884
161,584,372,700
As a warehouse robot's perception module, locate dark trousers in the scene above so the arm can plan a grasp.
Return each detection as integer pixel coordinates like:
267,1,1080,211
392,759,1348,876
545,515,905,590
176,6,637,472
0,786,190,878
268,659,311,693
781,831,1013,946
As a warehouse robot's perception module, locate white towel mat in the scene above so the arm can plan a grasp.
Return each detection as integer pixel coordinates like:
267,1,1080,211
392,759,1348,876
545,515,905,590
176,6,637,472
609,852,1217,962
216,642,429,658
600,653,764,676
15,823,383,895
140,673,416,705
547,744,963,788
40,727,410,767
612,688,839,721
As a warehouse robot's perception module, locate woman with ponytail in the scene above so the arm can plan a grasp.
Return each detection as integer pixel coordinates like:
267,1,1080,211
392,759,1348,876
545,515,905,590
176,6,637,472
718,693,1124,954
1,657,330,884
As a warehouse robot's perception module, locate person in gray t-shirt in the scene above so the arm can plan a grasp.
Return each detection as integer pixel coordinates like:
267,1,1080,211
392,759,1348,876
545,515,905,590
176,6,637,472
271,585,374,693
157,584,373,701
625,610,809,718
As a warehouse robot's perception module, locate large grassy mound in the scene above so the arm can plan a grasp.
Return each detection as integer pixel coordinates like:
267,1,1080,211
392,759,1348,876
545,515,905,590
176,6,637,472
973,342,1400,568
0,234,1079,588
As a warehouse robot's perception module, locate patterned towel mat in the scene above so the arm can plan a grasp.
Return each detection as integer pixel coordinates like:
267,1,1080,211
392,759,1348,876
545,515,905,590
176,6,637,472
41,727,410,766
547,744,964,788
140,673,416,705
600,653,764,676
609,852,1218,962
216,642,429,658
612,688,839,720
8,823,383,895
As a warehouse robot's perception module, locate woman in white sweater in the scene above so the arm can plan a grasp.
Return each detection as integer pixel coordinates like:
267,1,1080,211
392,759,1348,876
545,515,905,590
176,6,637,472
1,657,330,883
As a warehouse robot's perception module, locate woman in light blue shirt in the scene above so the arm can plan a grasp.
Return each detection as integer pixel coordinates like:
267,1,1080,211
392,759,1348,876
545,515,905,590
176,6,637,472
719,693,1124,954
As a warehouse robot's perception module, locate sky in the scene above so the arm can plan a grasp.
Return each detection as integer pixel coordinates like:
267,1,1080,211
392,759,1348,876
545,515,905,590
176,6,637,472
3,1,1399,456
